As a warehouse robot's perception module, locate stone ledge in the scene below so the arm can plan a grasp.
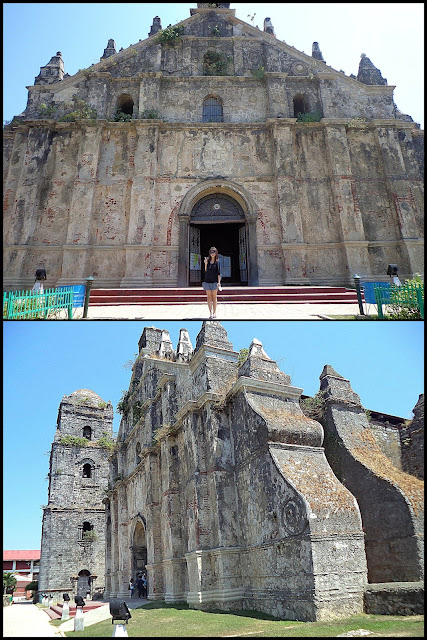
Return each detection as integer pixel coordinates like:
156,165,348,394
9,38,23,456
364,581,424,615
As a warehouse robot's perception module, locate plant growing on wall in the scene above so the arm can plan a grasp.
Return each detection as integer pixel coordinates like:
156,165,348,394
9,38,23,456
59,98,97,122
117,390,131,415
112,109,132,122
59,435,88,447
158,24,184,46
211,26,221,37
97,432,115,450
300,390,327,420
296,109,322,123
82,530,98,542
203,50,231,76
139,109,159,119
251,66,265,80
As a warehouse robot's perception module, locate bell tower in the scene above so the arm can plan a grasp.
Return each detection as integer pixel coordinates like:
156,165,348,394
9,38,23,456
38,389,114,601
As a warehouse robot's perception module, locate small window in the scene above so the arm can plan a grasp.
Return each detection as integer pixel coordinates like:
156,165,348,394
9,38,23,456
82,463,92,478
83,426,92,440
136,442,141,466
203,96,223,123
117,94,134,116
293,95,308,117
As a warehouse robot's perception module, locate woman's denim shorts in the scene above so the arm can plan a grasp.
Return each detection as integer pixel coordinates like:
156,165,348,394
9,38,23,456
202,282,218,291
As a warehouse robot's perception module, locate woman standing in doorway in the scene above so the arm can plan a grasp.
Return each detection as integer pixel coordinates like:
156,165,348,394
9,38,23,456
203,247,222,319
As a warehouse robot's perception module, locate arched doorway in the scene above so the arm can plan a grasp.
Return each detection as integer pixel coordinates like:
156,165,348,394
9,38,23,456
189,194,247,286
178,181,259,287
132,520,147,579
77,569,91,597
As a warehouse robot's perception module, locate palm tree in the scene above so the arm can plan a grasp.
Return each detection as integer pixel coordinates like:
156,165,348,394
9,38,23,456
3,572,17,595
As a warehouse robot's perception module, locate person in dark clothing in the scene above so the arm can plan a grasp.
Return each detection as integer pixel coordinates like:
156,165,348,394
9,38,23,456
136,575,144,598
32,267,47,292
203,246,221,319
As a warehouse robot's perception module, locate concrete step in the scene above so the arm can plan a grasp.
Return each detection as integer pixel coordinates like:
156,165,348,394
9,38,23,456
88,286,361,306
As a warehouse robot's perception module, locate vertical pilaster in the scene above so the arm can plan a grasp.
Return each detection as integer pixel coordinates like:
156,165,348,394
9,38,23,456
375,124,424,275
121,123,160,286
59,123,103,284
324,123,371,283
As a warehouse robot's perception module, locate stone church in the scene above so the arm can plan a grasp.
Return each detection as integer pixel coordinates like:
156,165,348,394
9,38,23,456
104,322,423,621
38,389,114,600
3,3,424,290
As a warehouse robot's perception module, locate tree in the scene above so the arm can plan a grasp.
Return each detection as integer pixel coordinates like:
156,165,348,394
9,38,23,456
3,572,17,594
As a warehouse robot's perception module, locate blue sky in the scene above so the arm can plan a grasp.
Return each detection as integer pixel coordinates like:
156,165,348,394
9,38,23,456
3,3,424,128
3,320,424,550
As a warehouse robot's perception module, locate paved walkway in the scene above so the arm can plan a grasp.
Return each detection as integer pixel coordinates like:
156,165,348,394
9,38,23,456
3,598,148,637
3,601,63,637
84,301,363,320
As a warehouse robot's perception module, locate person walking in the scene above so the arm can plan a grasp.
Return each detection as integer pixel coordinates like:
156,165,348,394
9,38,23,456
142,573,147,599
136,575,144,598
32,267,47,293
129,577,135,598
203,247,221,319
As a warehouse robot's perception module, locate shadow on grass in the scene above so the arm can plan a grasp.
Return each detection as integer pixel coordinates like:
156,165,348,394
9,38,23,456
139,601,288,622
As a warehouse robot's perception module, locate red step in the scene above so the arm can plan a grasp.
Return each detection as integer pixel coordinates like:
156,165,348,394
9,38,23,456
88,286,361,306
45,601,105,619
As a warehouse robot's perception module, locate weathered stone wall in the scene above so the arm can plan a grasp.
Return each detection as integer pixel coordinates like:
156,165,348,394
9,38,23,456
400,394,424,480
3,118,422,289
3,5,423,289
38,390,113,600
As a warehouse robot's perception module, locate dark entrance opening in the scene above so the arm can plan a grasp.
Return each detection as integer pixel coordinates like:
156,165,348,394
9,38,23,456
190,222,247,286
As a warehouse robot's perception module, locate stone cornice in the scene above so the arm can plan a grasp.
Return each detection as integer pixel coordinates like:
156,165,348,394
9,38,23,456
227,376,303,401
174,391,224,424
189,344,239,373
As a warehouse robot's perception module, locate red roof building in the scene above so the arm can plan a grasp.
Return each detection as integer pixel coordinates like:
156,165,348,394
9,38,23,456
3,551,40,593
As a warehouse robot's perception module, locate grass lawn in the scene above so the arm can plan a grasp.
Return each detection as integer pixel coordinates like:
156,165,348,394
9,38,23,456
59,602,424,637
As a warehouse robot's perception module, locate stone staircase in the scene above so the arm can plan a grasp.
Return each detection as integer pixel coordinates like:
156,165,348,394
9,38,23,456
89,285,361,306
44,600,106,620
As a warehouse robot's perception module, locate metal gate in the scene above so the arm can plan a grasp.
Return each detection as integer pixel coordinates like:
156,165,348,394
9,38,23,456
239,226,248,282
189,226,201,283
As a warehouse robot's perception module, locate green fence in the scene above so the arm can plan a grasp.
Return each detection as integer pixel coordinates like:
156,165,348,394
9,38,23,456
374,282,424,319
3,288,75,319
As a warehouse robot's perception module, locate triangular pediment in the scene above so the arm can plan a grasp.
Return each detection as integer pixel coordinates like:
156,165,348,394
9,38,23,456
45,5,362,90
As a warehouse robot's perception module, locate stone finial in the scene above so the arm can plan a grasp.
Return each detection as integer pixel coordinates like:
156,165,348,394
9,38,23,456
158,329,174,360
138,326,163,354
263,17,275,35
357,53,387,85
197,3,230,7
319,365,362,406
101,38,117,60
312,41,325,63
238,338,291,385
148,16,162,37
176,328,193,362
34,51,65,85
194,321,233,353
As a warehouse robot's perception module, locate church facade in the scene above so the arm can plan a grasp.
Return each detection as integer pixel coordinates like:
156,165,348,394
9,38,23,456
3,3,424,290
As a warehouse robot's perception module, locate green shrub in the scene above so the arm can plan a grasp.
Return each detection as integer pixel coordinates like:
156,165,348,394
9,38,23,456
203,51,231,76
251,66,265,80
59,435,88,447
97,432,115,450
139,109,159,119
112,110,132,122
158,24,184,46
296,109,323,123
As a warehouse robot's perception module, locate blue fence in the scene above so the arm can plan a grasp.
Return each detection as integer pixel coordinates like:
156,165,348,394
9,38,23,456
57,285,85,308
361,281,391,304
